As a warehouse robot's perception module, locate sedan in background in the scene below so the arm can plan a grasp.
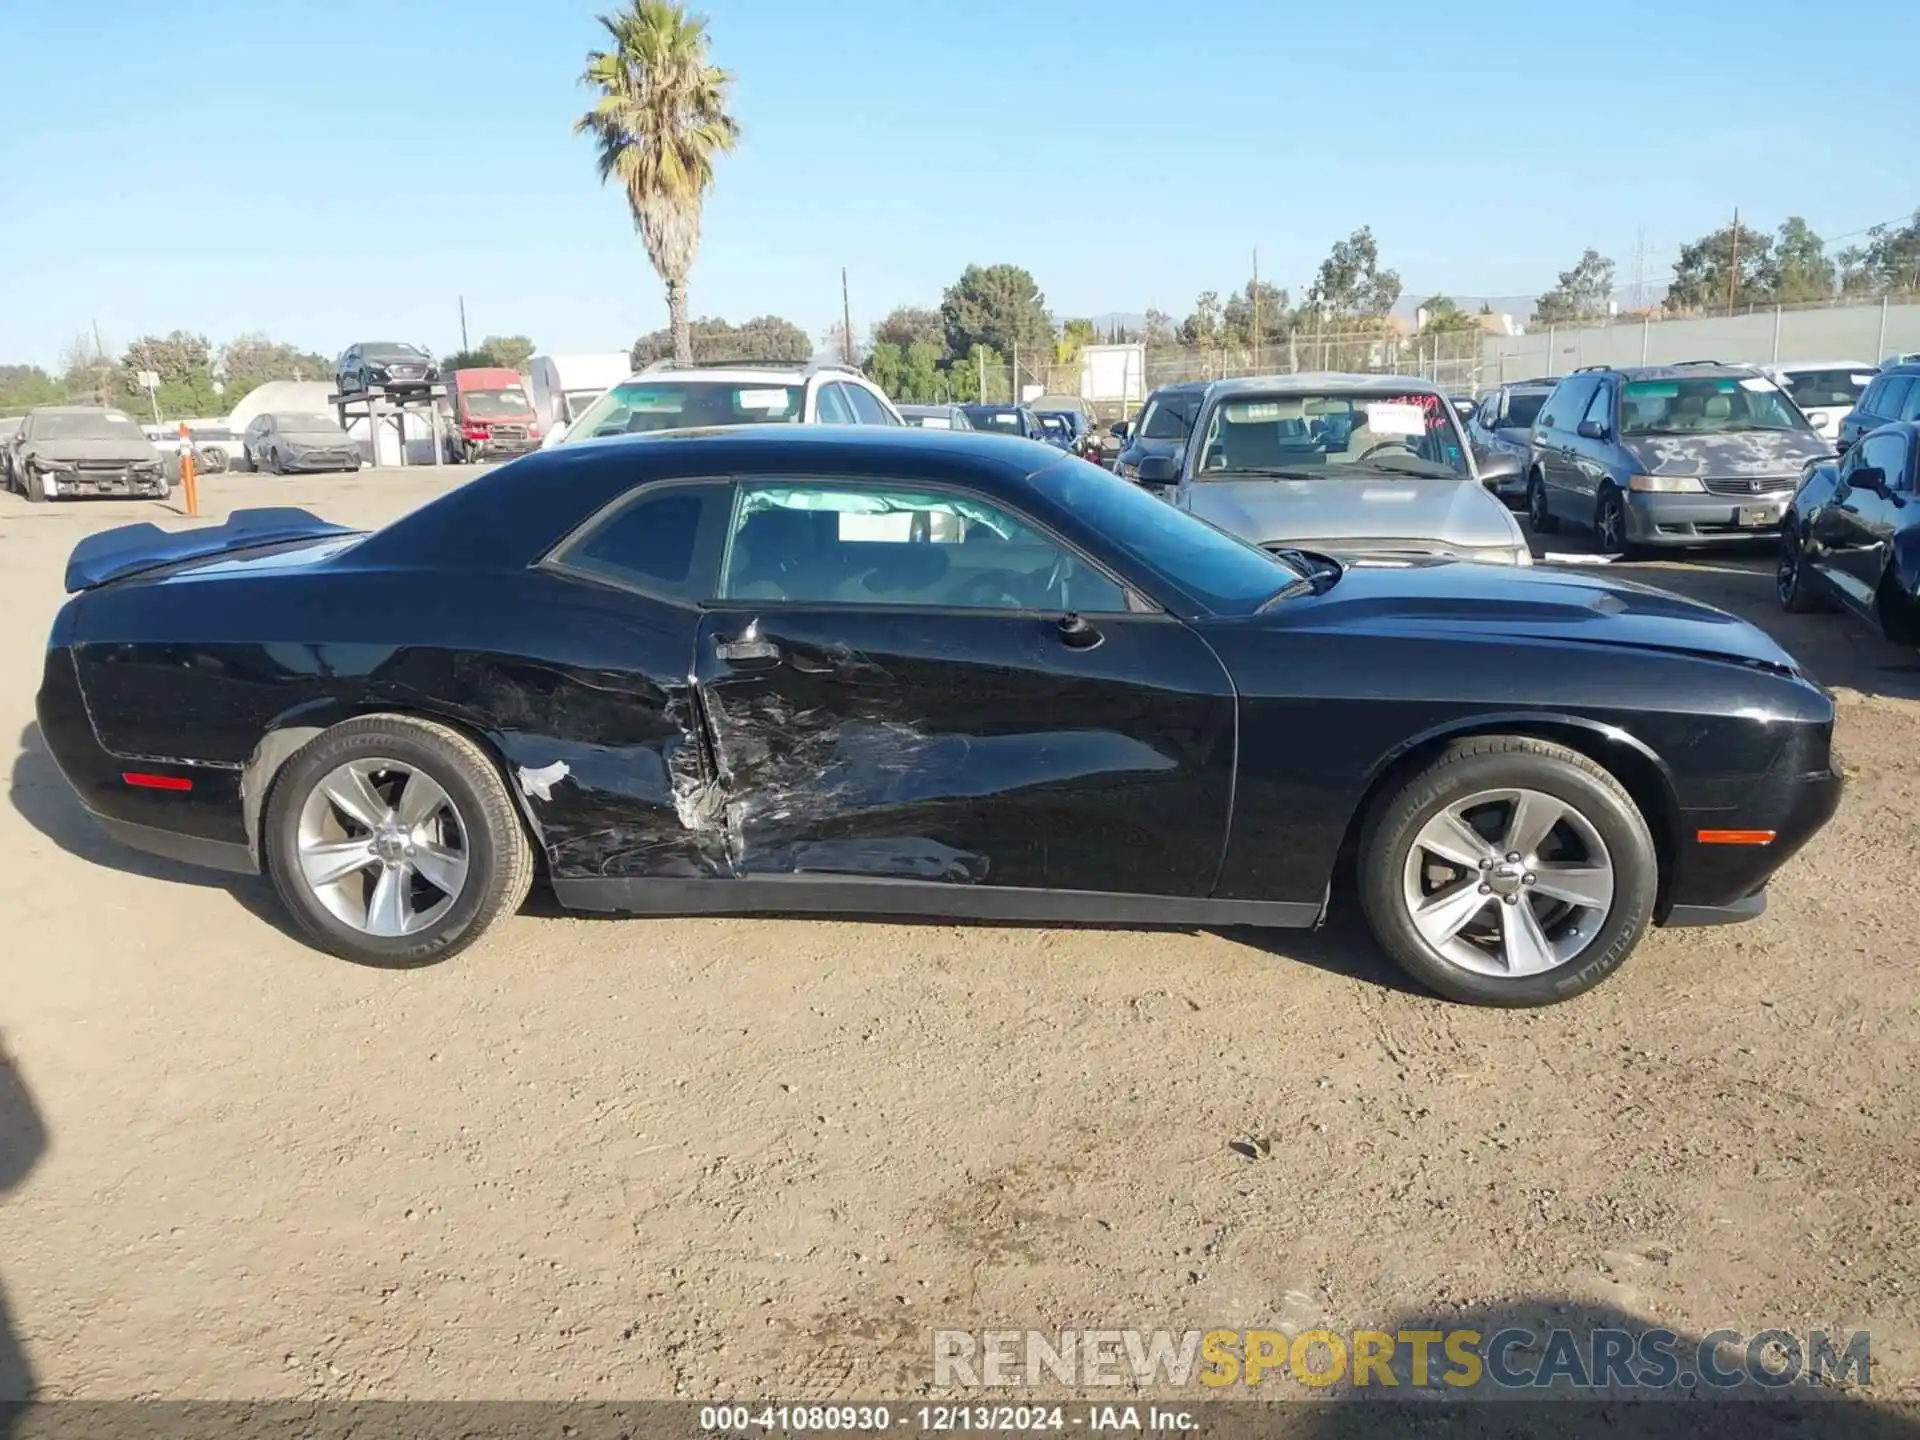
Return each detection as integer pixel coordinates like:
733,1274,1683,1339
336,342,439,397
1778,419,1920,643
1466,378,1556,507
243,412,362,474
898,404,975,431
960,404,1047,440
7,406,167,502
1145,374,1530,566
1113,381,1205,482
38,426,1839,1006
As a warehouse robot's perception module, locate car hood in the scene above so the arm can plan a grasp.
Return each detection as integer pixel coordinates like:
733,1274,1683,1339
1623,428,1830,477
1183,476,1519,547
23,436,162,463
282,430,354,446
1286,557,1798,670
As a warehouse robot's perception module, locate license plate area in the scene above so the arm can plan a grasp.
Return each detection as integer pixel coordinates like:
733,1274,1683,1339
1738,504,1779,527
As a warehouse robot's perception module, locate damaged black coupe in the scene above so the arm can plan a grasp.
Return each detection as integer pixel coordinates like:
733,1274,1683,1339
38,428,1841,1005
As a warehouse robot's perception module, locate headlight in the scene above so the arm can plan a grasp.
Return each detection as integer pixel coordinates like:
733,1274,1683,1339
1116,461,1138,479
31,456,73,472
1627,473,1704,493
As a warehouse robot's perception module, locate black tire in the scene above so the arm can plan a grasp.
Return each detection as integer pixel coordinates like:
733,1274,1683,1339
1593,485,1628,556
263,714,535,967
1875,567,1920,646
1526,470,1557,532
1776,515,1825,613
22,464,46,504
1358,735,1658,1007
268,448,284,475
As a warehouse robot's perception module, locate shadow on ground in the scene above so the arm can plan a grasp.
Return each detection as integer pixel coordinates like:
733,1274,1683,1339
0,1042,46,1406
8,723,302,944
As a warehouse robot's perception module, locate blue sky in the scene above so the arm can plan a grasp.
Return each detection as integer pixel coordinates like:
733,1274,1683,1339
2,0,1915,370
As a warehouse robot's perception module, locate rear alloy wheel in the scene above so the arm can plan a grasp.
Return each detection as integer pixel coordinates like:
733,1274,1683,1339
1359,736,1657,1005
1776,516,1825,613
1594,487,1629,556
264,715,534,966
1526,471,1557,532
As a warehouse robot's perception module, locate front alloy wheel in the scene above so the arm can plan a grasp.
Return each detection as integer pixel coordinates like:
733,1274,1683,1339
1360,735,1657,1005
1594,488,1627,554
1527,472,1557,532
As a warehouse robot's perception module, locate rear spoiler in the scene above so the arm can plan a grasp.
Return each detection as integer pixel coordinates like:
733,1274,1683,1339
64,507,355,594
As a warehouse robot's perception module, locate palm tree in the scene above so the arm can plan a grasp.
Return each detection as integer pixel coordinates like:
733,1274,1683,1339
576,2,739,366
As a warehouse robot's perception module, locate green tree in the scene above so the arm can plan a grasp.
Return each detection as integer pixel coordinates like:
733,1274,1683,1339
1531,249,1616,325
577,1,740,365
1418,295,1480,335
119,331,223,418
864,341,906,397
219,333,330,395
901,341,944,402
1222,279,1291,347
1055,317,1097,367
1142,308,1175,346
943,343,1006,403
630,313,810,366
939,264,1051,367
871,305,946,356
0,364,64,410
480,334,536,370
1837,212,1920,297
1666,219,1773,313
1178,291,1224,347
1764,217,1834,303
1308,227,1401,318
442,347,503,371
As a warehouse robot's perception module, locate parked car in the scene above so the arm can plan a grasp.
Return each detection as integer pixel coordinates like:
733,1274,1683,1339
1466,378,1556,507
1757,360,1877,443
1525,364,1829,554
898,404,975,430
1836,363,1920,453
1035,412,1075,450
528,352,632,446
1880,352,1920,370
0,417,19,488
142,421,241,475
1113,381,1206,482
7,406,167,501
1449,395,1477,422
1142,374,1529,565
1778,420,1920,641
557,361,902,441
242,412,361,474
1038,408,1101,461
960,404,1046,440
444,368,541,462
37,426,1838,1005
335,342,439,397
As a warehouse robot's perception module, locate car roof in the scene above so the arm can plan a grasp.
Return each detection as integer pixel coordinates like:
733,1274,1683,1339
1204,370,1445,399
1761,359,1876,372
615,366,825,385
1146,381,1208,397
26,405,135,419
1599,363,1760,382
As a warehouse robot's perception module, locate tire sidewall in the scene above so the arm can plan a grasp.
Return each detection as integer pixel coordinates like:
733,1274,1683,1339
1361,748,1657,1006
1527,471,1555,531
264,725,509,967
1594,486,1625,553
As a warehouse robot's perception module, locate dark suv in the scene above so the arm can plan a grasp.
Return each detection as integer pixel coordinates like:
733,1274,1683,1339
1838,363,1920,452
1525,363,1829,554
1113,381,1205,483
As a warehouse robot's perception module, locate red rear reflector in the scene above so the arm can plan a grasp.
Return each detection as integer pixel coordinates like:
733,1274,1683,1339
123,772,192,792
1696,828,1775,846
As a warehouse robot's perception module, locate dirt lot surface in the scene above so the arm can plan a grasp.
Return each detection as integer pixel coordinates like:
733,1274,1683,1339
3,469,1918,1407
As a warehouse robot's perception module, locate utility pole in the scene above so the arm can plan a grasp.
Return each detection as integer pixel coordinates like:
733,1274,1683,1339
1726,207,1741,316
840,268,855,365
1251,247,1261,374
90,319,111,407
458,296,469,353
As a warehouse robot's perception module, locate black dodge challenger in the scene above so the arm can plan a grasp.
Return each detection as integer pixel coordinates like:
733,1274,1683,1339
37,427,1841,1005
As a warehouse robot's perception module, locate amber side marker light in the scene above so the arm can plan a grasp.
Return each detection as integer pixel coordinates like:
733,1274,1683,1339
122,772,192,792
1696,828,1776,845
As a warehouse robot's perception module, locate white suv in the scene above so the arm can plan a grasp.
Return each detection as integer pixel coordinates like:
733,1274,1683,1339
553,360,902,443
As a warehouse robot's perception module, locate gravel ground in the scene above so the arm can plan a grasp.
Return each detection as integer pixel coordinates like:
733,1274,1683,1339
2,470,1918,1410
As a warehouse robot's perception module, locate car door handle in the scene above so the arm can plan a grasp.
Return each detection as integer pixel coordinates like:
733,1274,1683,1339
713,622,780,664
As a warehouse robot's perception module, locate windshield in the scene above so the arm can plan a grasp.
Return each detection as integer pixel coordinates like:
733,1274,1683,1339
1193,390,1471,481
1136,394,1198,441
1027,458,1302,614
1775,368,1873,409
1038,415,1068,436
563,380,806,440
465,387,535,419
1503,392,1549,430
364,343,427,361
30,410,142,441
277,414,343,435
1620,377,1808,436
965,408,1025,433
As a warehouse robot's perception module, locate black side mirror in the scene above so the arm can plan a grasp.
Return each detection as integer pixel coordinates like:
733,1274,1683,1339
1136,454,1179,486
1478,453,1521,489
1576,420,1608,441
1111,420,1130,440
1853,465,1889,496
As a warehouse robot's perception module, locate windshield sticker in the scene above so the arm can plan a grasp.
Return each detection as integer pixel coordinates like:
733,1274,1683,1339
1853,373,1877,385
1359,488,1419,503
1365,402,1426,437
738,389,794,411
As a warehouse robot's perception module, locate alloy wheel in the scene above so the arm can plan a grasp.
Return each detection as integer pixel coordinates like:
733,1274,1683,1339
1596,493,1623,553
294,757,469,937
1777,523,1801,604
1400,787,1615,978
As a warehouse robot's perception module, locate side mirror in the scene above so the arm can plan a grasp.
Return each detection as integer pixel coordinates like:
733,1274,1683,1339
1136,454,1180,486
1478,453,1521,489
1111,420,1130,440
1853,465,1889,496
1576,420,1608,441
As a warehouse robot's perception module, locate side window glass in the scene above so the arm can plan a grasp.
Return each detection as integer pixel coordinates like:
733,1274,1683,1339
549,482,726,602
720,481,1128,613
845,384,896,425
814,383,856,425
1581,384,1613,431
1541,378,1586,430
1861,433,1905,488
1900,385,1920,423
1858,380,1883,416
1876,377,1912,420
